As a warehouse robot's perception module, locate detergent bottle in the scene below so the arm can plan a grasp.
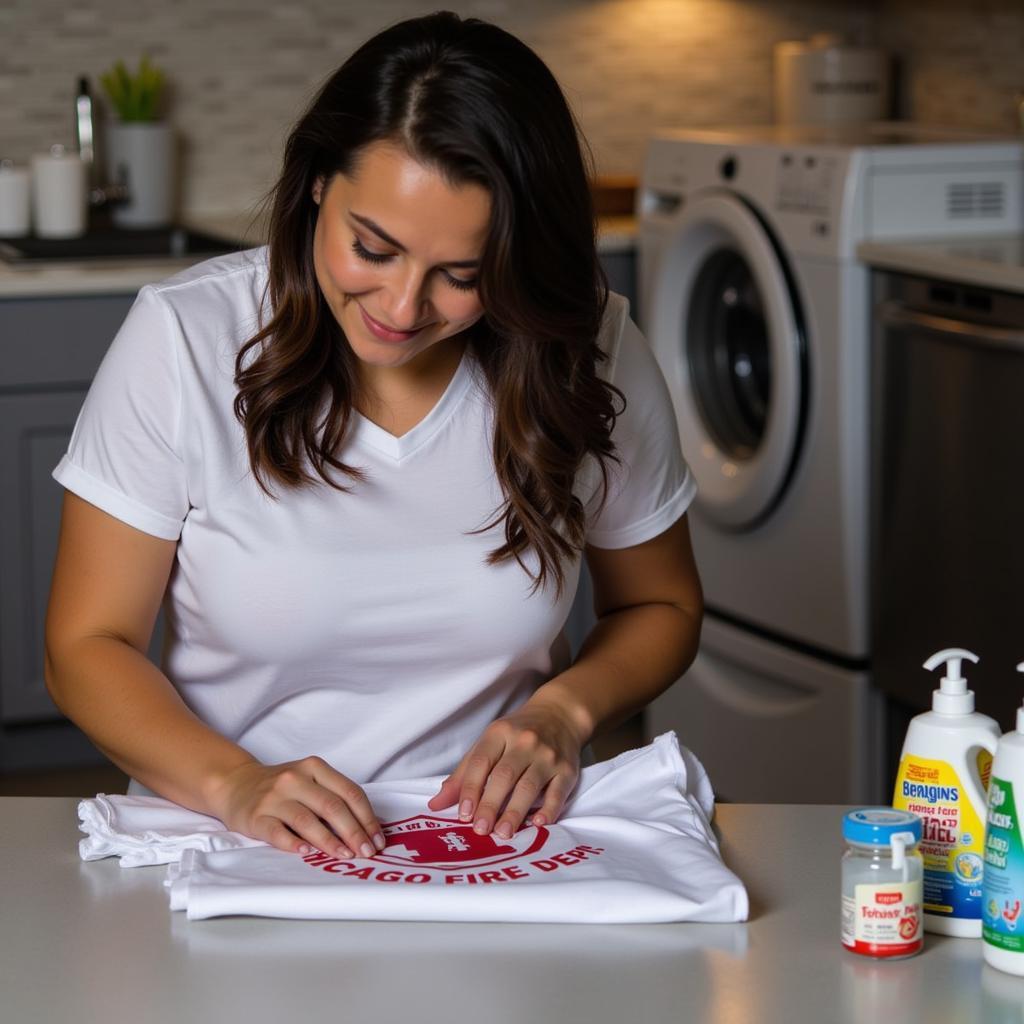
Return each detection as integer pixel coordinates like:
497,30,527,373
891,647,1000,936
982,665,1024,974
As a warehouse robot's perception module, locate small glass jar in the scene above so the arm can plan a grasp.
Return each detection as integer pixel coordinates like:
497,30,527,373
841,808,924,959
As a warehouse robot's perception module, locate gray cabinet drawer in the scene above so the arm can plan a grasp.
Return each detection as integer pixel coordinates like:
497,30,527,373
0,294,135,389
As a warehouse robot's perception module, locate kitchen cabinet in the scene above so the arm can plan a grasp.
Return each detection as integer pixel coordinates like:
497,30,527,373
0,293,144,770
0,246,634,774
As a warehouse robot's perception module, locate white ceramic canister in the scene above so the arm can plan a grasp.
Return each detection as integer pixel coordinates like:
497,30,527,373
31,144,87,238
106,121,176,228
774,34,890,125
0,160,31,237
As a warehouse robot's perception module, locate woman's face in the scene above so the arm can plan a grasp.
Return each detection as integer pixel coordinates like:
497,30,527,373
312,141,490,378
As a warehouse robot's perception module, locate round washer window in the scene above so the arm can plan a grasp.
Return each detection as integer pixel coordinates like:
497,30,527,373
686,248,772,460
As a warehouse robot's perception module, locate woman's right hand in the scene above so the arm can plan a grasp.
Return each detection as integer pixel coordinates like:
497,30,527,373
209,756,386,859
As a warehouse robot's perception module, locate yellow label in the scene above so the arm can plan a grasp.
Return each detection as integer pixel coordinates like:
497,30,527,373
892,754,987,916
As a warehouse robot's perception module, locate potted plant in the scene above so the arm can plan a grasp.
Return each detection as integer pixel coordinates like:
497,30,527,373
100,56,175,228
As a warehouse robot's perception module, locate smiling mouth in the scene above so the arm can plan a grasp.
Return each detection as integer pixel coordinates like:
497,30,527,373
358,304,430,342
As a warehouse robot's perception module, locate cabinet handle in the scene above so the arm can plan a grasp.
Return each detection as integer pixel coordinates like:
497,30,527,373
878,300,1024,353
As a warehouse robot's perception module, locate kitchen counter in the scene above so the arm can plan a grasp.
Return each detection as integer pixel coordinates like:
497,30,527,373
0,214,637,299
857,235,1024,295
3,798,1020,1023
0,212,259,299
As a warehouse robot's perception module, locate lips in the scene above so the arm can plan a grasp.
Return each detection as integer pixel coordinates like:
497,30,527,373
358,304,425,342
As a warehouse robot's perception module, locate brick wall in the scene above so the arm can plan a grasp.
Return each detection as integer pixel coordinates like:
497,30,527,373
1,0,1018,218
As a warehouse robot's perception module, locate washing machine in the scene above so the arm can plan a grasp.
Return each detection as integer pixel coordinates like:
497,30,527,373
639,123,1024,802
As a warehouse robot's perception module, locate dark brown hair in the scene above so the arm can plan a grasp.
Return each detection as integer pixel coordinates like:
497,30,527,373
235,11,623,595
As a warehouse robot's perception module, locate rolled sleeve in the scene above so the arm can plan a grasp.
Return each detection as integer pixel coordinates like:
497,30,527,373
52,285,189,539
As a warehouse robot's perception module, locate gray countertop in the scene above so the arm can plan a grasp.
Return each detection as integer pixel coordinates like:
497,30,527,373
857,234,1024,295
3,797,1021,1023
0,214,636,299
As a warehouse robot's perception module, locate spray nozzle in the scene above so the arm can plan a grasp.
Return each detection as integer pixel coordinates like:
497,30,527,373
923,648,979,714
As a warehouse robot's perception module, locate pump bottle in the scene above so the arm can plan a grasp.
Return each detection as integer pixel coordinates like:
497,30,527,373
891,648,1000,936
982,664,1024,974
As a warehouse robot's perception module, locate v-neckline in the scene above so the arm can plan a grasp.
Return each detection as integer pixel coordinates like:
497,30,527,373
349,351,475,462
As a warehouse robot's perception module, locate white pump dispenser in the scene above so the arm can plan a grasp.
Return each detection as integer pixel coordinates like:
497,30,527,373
982,664,1024,974
924,648,979,715
892,647,1000,936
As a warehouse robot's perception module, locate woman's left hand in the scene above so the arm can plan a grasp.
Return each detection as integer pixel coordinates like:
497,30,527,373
426,698,587,839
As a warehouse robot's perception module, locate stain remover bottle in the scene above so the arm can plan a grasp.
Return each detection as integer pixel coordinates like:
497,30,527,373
891,648,1000,936
982,664,1024,974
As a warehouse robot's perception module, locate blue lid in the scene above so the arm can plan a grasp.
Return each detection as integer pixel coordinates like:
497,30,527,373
843,808,922,845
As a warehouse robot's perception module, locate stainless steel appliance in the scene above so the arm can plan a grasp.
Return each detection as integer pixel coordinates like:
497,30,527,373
639,124,1023,804
871,270,1024,778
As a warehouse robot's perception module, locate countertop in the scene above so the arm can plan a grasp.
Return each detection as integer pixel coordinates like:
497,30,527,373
3,798,1021,1023
857,234,1024,295
0,214,637,299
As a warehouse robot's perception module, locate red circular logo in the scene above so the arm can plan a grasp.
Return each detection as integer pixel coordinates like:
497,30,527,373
373,814,550,872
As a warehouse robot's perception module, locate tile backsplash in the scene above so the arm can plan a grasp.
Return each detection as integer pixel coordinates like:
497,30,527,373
2,0,1021,219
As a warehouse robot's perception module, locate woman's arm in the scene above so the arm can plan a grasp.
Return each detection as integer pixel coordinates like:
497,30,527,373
428,513,702,835
45,492,386,859
532,511,703,744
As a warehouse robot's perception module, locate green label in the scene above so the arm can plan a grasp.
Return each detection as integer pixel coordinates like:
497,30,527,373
982,777,1024,952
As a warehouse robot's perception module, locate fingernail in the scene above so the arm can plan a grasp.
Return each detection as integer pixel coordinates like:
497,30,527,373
360,842,375,858
496,822,512,839
460,800,473,820
532,814,546,827
474,818,488,835
374,832,386,851
298,844,313,855
336,846,352,858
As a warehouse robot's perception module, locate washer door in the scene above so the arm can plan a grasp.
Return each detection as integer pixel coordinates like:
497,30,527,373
647,192,806,529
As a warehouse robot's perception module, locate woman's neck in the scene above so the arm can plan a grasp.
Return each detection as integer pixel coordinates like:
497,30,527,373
354,334,467,437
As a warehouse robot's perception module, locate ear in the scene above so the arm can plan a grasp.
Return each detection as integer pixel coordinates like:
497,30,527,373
312,176,324,205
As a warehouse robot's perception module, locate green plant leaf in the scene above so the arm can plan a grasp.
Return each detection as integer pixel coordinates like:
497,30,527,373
99,55,166,121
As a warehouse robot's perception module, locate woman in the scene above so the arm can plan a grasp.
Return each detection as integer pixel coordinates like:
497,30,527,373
44,12,702,864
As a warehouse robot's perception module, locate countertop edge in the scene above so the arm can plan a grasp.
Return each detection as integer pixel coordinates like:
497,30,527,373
857,236,1024,295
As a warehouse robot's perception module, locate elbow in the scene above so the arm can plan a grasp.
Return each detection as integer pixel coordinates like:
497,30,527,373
673,586,704,677
43,643,68,714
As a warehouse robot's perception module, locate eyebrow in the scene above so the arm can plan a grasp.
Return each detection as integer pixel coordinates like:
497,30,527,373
349,211,481,269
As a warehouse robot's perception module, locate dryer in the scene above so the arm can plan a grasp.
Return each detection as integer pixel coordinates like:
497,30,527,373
640,123,1024,802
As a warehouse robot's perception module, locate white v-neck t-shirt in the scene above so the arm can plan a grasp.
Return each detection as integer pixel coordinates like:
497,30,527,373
53,247,694,792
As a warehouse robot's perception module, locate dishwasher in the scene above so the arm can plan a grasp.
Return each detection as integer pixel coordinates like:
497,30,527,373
871,270,1024,781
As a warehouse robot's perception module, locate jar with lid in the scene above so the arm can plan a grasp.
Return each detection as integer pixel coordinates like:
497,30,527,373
841,808,923,959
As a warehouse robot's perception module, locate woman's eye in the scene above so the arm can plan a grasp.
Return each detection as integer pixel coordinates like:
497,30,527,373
352,236,476,291
444,272,478,293
351,238,392,264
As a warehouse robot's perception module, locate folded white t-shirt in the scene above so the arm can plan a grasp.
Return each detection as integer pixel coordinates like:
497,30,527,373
78,793,265,867
74,733,745,925
79,734,748,923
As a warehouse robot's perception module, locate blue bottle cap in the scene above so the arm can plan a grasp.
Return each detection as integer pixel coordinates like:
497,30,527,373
843,808,922,845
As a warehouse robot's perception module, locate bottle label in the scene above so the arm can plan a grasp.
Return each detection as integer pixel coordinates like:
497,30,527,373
892,754,987,919
842,881,923,957
982,777,1024,952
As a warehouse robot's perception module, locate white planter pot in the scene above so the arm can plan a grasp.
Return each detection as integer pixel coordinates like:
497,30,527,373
106,121,176,228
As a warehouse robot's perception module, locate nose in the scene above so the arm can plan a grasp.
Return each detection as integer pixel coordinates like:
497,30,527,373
381,265,431,330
